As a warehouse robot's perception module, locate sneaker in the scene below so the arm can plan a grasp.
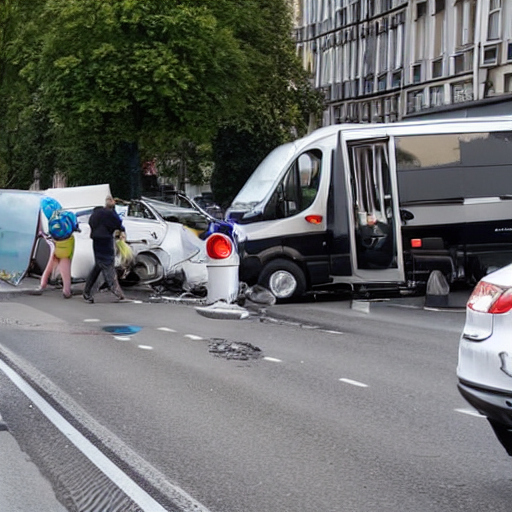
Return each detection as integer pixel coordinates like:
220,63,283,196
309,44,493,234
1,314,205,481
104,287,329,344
83,294,94,304
29,287,44,296
63,292,72,299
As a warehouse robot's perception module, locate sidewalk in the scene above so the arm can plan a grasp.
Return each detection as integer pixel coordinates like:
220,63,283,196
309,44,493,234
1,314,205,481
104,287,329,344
0,278,68,511
0,413,67,512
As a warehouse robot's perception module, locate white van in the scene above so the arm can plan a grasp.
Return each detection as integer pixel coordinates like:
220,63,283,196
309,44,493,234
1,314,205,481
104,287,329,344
226,117,512,299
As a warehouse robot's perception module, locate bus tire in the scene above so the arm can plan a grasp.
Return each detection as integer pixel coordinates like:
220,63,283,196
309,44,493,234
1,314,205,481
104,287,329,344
258,259,306,300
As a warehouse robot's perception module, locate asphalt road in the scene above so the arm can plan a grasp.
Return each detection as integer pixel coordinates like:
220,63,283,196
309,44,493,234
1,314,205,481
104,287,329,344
1,289,511,512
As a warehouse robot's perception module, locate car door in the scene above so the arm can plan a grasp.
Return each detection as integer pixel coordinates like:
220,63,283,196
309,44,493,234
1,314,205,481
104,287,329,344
124,201,167,247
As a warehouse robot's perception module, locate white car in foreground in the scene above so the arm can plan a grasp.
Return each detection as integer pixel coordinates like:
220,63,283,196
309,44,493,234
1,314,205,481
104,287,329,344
457,263,512,455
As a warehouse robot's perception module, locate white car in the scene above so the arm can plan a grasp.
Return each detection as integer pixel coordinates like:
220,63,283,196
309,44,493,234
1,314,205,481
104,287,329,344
457,263,512,455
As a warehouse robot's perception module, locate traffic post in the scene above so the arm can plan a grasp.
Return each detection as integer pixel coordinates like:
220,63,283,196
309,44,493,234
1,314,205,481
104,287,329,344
205,232,239,304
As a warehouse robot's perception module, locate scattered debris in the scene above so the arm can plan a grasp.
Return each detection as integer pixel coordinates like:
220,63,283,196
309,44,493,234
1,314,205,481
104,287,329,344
195,300,250,320
208,338,262,360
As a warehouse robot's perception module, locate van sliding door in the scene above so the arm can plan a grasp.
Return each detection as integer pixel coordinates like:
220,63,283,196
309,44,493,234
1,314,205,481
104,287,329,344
347,138,404,282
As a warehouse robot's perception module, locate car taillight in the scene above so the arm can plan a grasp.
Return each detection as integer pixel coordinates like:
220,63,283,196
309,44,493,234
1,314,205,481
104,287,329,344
467,281,512,314
206,233,233,259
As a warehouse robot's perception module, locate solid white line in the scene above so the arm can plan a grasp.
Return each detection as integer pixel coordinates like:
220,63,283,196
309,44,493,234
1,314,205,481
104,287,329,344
339,378,368,388
157,327,176,333
0,358,211,512
263,357,282,363
184,334,203,340
455,408,486,418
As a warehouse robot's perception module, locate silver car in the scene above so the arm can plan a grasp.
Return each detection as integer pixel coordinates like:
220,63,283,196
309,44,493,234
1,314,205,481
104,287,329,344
457,263,512,455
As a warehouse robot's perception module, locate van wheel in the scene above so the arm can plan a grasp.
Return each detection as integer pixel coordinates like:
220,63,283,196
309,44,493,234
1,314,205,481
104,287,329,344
258,259,306,300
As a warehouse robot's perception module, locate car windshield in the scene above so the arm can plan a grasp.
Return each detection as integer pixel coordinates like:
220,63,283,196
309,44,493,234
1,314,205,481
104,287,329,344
230,143,296,209
0,191,41,285
142,198,210,233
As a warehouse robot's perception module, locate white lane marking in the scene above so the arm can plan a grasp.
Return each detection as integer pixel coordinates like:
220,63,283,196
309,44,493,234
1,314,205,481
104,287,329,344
157,327,176,333
83,319,100,323
339,378,368,388
0,359,213,512
455,408,486,418
114,336,131,341
138,345,153,350
263,357,282,363
321,330,344,335
184,334,203,341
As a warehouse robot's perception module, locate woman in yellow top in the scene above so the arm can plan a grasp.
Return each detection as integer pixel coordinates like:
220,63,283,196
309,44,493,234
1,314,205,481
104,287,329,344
37,234,75,298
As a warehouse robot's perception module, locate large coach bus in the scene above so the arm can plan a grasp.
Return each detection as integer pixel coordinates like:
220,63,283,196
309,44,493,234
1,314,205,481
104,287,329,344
226,117,512,299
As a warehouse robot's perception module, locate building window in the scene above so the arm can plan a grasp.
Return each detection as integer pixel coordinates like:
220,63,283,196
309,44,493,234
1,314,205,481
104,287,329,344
378,73,387,91
452,81,473,103
432,58,443,78
455,0,476,48
453,49,473,73
434,0,445,57
487,0,501,41
392,70,402,88
414,1,427,61
430,86,444,107
412,63,422,83
507,42,512,61
482,44,499,66
378,30,389,73
407,90,424,113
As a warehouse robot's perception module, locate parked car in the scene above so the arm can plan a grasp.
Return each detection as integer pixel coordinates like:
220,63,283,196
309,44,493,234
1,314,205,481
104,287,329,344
457,262,512,455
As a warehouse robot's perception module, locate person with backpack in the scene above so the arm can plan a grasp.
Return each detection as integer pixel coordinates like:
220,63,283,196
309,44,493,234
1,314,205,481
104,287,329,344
35,208,80,299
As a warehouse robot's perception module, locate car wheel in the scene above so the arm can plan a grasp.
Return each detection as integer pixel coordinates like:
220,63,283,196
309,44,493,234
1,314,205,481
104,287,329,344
258,259,306,300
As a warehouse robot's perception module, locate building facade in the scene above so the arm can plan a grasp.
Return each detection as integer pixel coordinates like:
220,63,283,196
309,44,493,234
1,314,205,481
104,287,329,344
292,0,512,125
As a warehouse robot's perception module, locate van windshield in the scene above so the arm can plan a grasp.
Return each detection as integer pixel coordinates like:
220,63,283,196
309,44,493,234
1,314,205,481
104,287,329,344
230,143,296,209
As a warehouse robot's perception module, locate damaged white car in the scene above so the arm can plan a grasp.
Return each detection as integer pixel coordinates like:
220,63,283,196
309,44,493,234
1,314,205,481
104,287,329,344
0,185,222,295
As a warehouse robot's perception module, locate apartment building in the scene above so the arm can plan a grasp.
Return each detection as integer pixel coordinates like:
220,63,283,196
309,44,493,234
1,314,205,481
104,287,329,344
292,0,512,125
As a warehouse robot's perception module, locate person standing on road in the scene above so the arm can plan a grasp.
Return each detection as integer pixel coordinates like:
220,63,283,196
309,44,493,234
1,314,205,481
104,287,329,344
83,196,126,303
36,210,80,299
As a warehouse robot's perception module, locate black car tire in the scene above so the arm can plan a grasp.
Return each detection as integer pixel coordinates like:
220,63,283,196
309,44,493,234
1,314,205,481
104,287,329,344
258,259,306,300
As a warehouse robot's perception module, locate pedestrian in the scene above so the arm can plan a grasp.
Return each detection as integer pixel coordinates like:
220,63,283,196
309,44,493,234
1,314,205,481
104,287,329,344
35,210,80,299
83,195,127,303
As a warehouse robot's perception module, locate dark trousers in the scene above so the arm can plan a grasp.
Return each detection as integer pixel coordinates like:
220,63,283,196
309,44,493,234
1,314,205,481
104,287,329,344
83,259,124,299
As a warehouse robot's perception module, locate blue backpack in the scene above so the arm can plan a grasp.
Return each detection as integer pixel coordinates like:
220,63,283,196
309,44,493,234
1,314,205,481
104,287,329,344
48,210,79,241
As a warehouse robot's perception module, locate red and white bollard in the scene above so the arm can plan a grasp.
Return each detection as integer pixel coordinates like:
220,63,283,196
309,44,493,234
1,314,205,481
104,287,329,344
205,233,240,304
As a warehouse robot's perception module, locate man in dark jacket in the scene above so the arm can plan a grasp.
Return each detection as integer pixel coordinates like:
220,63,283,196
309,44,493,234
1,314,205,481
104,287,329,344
83,196,126,303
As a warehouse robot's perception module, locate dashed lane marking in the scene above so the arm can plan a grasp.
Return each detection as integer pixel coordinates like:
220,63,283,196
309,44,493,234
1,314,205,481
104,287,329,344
339,378,368,388
184,334,203,341
83,318,100,323
157,327,177,333
263,357,282,363
138,345,153,350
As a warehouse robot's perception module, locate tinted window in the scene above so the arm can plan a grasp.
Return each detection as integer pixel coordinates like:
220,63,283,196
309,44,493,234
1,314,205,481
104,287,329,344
395,131,512,203
264,150,322,219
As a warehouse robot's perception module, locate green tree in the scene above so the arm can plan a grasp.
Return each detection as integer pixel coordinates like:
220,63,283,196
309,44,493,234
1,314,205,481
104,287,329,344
210,0,324,207
13,0,250,195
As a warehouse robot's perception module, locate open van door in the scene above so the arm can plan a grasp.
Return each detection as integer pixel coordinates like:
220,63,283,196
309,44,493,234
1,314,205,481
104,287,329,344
345,136,405,283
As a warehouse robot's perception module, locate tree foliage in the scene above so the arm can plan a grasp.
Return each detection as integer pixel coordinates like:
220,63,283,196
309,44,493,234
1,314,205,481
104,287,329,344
0,0,321,201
